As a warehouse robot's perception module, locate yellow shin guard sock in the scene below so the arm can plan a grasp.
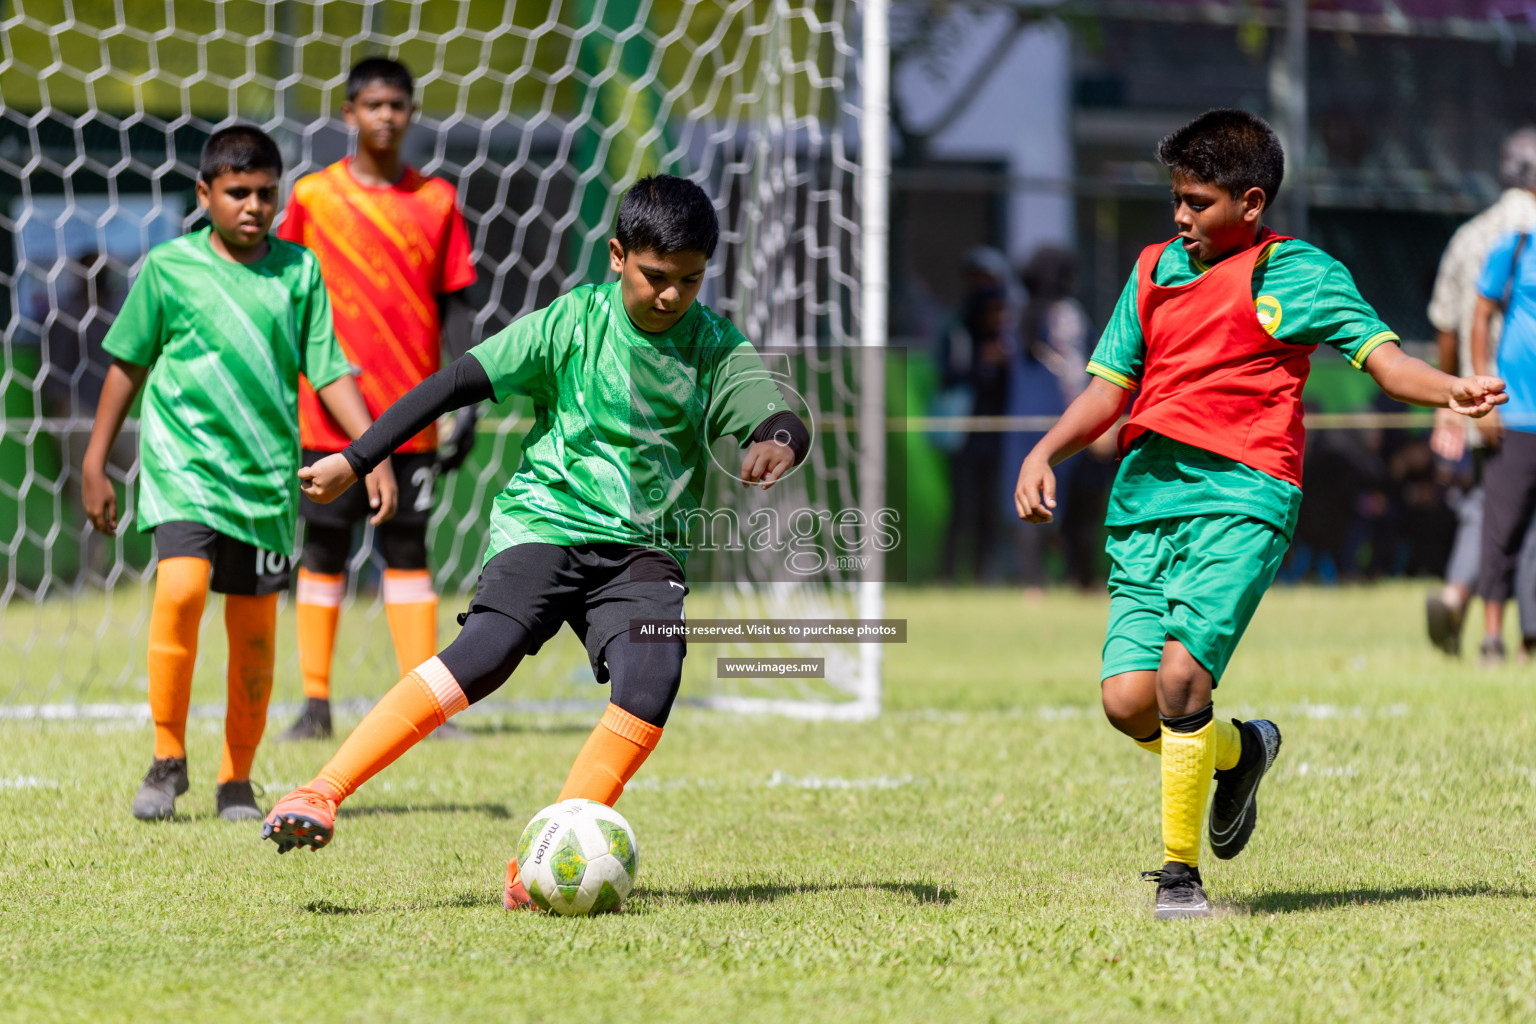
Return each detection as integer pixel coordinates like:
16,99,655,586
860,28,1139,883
1161,714,1216,867
1143,719,1237,767
1213,718,1242,773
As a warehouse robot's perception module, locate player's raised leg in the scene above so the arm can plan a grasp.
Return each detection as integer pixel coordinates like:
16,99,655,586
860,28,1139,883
133,554,209,820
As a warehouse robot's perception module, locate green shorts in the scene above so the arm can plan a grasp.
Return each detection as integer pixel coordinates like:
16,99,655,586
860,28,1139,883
1101,513,1289,684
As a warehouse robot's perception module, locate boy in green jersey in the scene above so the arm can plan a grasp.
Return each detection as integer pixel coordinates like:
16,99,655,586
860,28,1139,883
82,126,397,822
260,174,810,912
1015,110,1505,919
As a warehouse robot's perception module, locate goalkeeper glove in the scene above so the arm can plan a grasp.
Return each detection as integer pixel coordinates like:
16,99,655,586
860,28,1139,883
437,405,479,473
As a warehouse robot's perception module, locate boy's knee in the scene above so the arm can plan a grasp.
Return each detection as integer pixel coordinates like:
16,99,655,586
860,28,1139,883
1155,642,1212,716
438,609,534,704
1101,671,1157,736
606,636,683,727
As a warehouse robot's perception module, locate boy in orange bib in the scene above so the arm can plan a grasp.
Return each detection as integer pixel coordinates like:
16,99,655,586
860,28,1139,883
1015,109,1505,919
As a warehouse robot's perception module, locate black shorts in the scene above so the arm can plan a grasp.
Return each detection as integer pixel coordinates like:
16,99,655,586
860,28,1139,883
300,449,439,528
153,520,292,596
462,544,688,683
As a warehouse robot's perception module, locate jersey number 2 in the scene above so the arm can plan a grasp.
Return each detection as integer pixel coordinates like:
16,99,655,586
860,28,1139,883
412,465,437,513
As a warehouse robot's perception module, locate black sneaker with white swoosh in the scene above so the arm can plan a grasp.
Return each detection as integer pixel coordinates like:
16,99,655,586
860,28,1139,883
1208,718,1282,860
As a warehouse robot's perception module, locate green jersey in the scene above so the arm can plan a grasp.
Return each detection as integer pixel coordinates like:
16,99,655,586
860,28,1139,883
102,228,350,553
1088,236,1398,537
469,281,786,570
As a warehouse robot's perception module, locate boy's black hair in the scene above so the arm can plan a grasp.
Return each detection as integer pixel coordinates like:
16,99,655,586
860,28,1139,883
1156,108,1284,207
199,125,282,183
615,174,719,259
347,57,414,102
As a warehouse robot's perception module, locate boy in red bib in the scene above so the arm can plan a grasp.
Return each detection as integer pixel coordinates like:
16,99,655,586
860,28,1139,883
1015,110,1505,919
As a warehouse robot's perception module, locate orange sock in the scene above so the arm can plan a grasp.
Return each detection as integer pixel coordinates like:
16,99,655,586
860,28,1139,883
147,557,210,761
557,703,664,806
296,569,344,701
313,655,465,801
218,593,278,783
383,569,438,677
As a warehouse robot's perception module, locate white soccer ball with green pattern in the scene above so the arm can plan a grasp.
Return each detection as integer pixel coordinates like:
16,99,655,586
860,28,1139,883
516,799,639,916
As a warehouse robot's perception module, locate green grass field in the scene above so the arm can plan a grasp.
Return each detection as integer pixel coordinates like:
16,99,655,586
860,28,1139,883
2,582,1534,1023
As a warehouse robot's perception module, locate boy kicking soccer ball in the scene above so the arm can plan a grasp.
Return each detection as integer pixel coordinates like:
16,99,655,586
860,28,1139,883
81,126,396,822
1015,109,1505,920
276,57,480,741
261,174,809,910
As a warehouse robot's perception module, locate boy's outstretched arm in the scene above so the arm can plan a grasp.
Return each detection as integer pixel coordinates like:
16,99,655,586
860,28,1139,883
82,358,148,536
1015,375,1133,524
1362,341,1506,417
303,354,495,506
314,376,399,524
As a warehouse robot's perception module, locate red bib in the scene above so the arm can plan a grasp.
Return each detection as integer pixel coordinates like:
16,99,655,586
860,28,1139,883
1119,233,1309,487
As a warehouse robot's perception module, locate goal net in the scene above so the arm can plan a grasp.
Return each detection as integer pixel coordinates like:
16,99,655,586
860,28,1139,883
0,0,888,721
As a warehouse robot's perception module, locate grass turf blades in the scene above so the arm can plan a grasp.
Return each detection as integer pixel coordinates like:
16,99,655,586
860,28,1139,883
0,583,1534,1022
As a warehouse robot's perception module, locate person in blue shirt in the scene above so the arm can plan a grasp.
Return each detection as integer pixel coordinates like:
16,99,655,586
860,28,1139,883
1472,228,1536,662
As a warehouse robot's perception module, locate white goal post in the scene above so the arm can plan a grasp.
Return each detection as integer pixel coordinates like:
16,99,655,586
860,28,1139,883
0,0,889,721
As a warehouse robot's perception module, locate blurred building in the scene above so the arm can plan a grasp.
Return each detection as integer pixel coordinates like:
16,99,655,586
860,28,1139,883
891,0,1536,344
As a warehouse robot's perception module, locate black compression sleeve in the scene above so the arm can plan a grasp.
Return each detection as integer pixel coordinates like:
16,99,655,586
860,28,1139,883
341,354,495,477
437,289,476,361
748,410,811,465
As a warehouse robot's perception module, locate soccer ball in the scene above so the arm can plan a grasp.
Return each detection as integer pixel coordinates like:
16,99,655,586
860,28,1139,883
516,799,639,916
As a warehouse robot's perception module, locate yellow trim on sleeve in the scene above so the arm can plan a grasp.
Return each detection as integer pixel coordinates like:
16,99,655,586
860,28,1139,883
1350,331,1398,370
1087,360,1138,391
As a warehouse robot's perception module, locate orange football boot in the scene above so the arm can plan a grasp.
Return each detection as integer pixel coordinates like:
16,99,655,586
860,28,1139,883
504,859,534,910
261,784,339,853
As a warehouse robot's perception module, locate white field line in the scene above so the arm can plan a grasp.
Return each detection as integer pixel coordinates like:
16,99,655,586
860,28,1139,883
0,700,1415,723
0,775,57,789
765,770,919,790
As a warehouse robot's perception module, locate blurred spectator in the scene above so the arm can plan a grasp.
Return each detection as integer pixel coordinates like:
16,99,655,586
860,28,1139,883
1018,246,1089,407
1423,128,1536,655
43,251,132,585
936,251,1017,584
1290,424,1389,581
1005,246,1095,592
1470,218,1536,664
42,251,121,419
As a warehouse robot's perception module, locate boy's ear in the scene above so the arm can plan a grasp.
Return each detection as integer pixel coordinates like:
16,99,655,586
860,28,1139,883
608,238,626,274
1241,185,1267,223
341,101,356,129
195,179,211,210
